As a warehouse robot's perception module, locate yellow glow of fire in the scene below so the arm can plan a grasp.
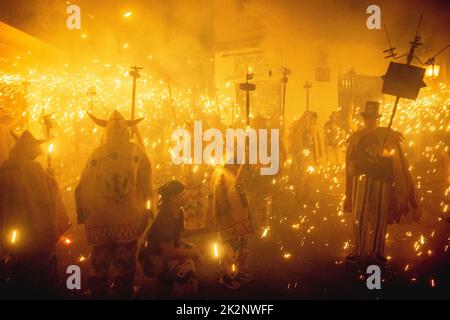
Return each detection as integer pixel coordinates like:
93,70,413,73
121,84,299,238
261,226,269,238
10,230,18,244
425,65,440,78
306,166,315,174
213,243,219,258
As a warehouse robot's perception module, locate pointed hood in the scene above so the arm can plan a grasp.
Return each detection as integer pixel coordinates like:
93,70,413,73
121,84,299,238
9,130,47,160
88,110,144,145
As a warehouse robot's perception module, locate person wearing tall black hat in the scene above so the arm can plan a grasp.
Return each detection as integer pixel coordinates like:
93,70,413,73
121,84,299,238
343,101,421,265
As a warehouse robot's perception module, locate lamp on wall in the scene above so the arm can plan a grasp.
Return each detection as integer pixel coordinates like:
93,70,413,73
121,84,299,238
425,64,440,79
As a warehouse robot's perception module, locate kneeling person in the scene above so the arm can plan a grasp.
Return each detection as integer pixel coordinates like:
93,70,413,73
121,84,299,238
139,181,202,298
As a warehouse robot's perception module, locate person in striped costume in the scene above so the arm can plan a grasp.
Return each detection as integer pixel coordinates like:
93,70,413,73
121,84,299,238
344,101,421,265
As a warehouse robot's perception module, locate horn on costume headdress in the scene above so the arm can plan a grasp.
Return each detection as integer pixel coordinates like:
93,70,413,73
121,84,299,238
87,112,107,127
10,131,18,141
126,118,144,127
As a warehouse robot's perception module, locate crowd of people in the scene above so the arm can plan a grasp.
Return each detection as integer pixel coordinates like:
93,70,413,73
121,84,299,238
0,90,448,299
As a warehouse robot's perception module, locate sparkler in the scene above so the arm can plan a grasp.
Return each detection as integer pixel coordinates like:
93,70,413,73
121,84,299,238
213,242,219,259
10,230,18,244
261,226,270,239
306,166,315,174
48,143,54,154
430,278,436,288
61,236,72,245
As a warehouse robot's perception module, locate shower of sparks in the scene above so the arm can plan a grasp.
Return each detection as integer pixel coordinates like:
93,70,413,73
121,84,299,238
0,50,448,298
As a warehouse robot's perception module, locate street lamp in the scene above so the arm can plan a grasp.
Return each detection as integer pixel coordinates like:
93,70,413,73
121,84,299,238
425,64,440,79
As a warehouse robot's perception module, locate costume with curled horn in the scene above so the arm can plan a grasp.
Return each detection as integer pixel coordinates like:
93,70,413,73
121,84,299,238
75,110,152,298
0,130,70,293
